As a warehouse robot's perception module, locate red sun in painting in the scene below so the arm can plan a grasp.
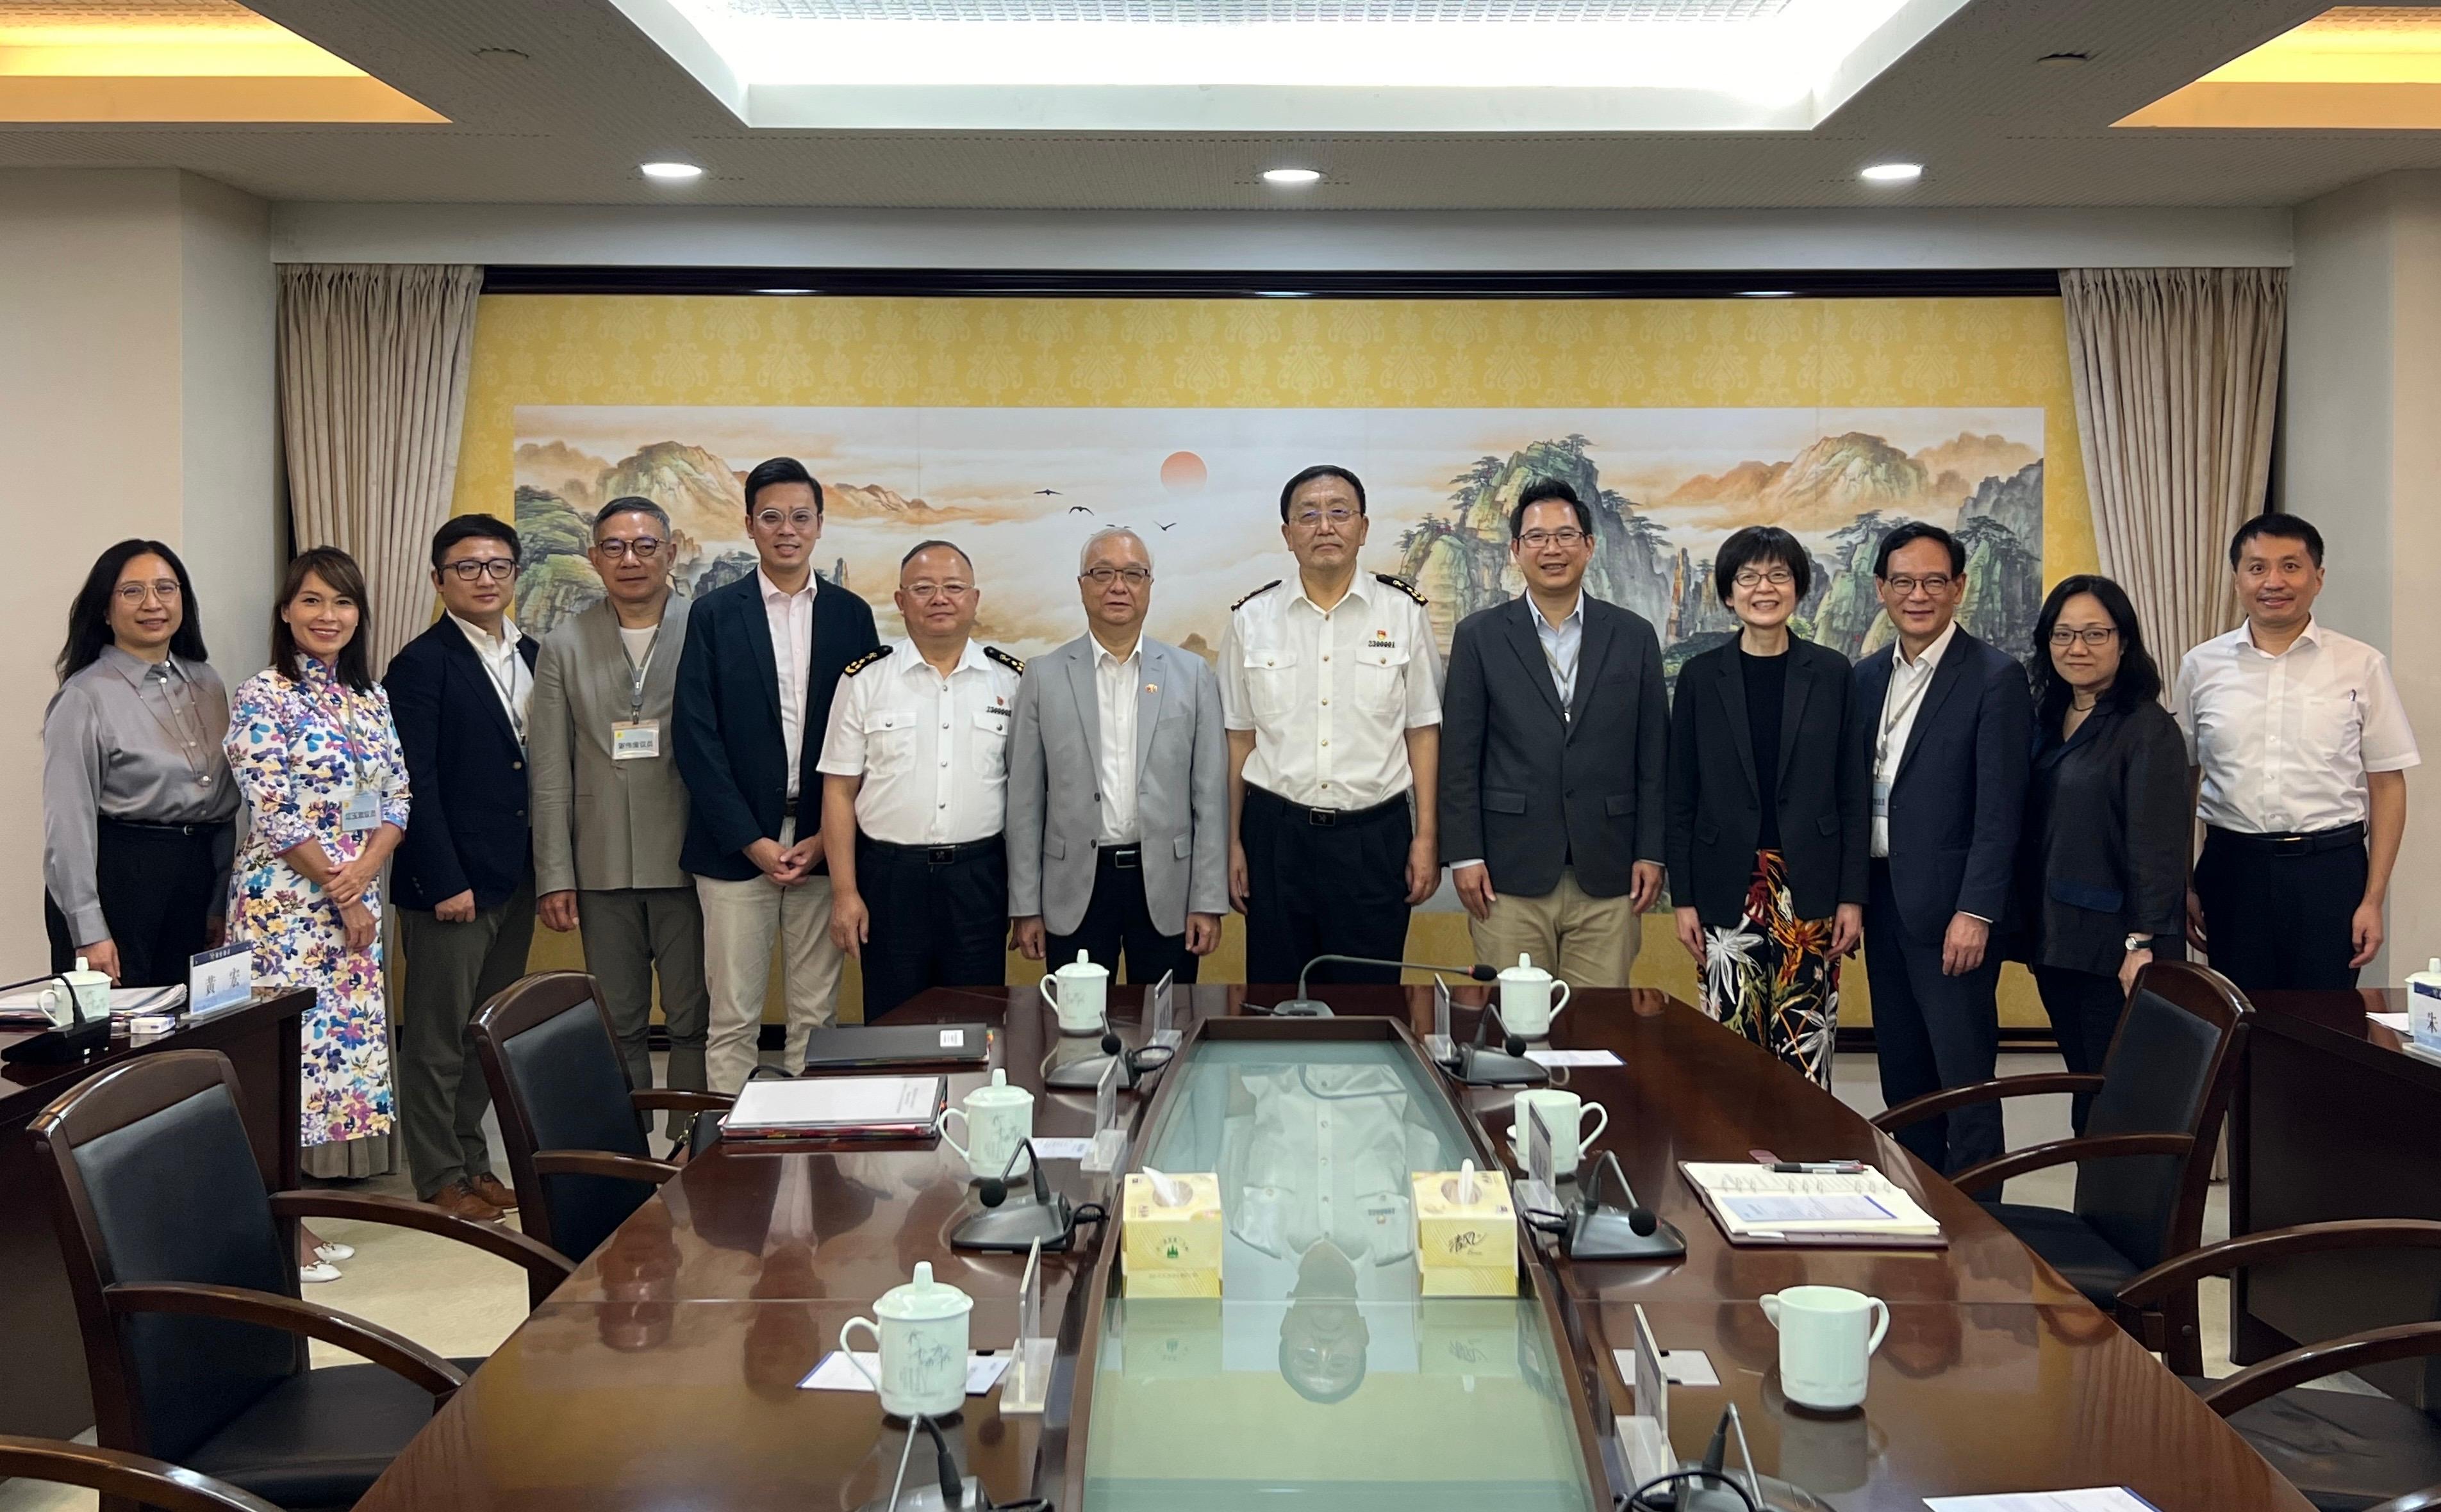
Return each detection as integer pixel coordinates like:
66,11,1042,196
1159,451,1207,493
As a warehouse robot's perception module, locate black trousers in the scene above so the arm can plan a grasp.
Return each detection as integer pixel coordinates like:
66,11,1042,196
1047,846,1199,987
2194,826,2368,992
1865,859,2003,1176
46,819,224,987
2030,964,2124,1134
859,835,1009,1019
1241,785,1413,988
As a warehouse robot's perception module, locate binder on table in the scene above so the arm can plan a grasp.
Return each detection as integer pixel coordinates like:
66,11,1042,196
800,1023,993,1072
1678,1161,1946,1248
721,1074,948,1142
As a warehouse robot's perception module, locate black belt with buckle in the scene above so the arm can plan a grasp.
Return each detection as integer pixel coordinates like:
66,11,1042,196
1100,845,1142,871
865,835,1005,866
1248,785,1407,830
782,797,798,819
2208,821,2367,856
99,817,222,840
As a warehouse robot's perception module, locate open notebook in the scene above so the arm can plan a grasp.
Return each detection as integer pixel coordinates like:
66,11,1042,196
1679,1161,1946,1247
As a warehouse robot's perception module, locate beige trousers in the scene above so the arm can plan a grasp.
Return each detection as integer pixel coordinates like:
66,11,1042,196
696,819,847,1093
1465,867,1640,989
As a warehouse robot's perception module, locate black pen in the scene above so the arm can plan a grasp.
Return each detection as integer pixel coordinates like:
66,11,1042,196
1771,1160,1866,1174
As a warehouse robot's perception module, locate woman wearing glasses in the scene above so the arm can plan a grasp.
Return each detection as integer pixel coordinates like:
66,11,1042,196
1665,526,1870,1087
2011,575,2187,1130
43,539,239,985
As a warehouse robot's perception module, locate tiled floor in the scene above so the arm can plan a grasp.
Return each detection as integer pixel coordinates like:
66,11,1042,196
0,1048,2322,1511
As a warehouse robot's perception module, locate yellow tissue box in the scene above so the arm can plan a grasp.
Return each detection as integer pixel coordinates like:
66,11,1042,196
1412,1168,1520,1297
1121,1171,1223,1298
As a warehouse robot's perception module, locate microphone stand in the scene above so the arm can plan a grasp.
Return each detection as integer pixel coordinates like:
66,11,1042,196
950,1138,1079,1254
1566,1149,1686,1262
1267,954,1499,1019
1437,994,1550,1089
1041,998,1175,1092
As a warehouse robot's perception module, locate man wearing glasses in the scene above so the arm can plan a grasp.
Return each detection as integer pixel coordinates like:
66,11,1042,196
1441,479,1667,990
529,498,711,1142
674,458,880,1089
1007,526,1228,986
819,540,1025,1018
1223,464,1444,989
386,513,538,1221
1853,521,2031,1176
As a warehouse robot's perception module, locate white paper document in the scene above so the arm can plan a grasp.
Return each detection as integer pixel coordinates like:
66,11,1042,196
1613,1348,1721,1388
1524,1049,1623,1067
1680,1161,1942,1240
798,1351,1014,1395
1923,1490,2160,1512
1029,1137,1096,1161
2371,1011,2412,1031
1719,1194,1896,1225
727,1074,943,1133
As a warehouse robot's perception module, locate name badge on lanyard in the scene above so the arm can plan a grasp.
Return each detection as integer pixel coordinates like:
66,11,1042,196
1871,778,1892,819
341,789,381,832
612,719,661,760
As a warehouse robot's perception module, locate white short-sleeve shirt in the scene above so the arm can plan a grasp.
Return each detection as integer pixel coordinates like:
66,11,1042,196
2172,617,2420,835
1219,572,1443,811
816,637,1022,846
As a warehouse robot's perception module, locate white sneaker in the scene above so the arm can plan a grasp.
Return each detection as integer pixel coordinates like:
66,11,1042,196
314,1242,355,1261
299,1261,341,1284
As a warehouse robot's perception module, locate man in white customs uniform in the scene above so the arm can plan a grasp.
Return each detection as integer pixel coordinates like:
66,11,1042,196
1223,463,1445,988
819,539,1025,1019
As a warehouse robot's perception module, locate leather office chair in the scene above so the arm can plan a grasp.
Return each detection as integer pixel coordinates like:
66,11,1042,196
0,1434,281,1512
1873,960,2249,1374
2119,1219,2441,1512
470,971,734,1276
28,1049,574,1512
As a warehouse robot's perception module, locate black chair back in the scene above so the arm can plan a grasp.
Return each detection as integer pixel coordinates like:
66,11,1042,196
472,971,658,1265
28,1051,301,1467
2075,964,2248,1272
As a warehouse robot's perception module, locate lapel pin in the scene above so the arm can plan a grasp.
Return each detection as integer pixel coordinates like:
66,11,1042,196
1145,682,1159,694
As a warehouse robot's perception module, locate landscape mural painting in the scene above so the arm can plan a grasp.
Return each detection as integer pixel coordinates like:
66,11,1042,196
509,406,2044,678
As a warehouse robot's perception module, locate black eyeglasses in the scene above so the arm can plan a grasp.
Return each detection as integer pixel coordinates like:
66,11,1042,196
594,538,666,561
1080,566,1152,587
442,559,517,582
2048,627,2118,648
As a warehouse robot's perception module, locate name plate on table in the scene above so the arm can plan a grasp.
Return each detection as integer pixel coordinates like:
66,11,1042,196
188,942,253,1015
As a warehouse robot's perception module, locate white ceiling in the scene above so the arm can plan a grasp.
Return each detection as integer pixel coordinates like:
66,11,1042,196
2,0,2439,209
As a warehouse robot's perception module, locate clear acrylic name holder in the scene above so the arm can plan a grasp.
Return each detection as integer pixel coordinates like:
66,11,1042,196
1080,1055,1128,1174
998,1238,1057,1416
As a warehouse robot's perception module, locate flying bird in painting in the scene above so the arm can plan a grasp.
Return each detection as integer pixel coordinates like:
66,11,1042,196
1033,489,1063,496
1158,522,1178,531
1068,505,1093,514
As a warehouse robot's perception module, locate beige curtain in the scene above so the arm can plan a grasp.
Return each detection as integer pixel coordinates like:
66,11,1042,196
2059,267,2286,677
277,263,483,672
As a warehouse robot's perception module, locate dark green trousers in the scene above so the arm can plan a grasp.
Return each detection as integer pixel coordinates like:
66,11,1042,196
575,886,711,1137
396,871,535,1199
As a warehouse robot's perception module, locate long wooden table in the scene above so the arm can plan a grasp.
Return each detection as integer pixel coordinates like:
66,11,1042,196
0,988,307,1440
356,984,2306,1512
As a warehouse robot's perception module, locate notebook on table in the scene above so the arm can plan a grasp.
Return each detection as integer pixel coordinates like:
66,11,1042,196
721,1074,948,1142
1678,1161,1946,1247
800,1023,993,1072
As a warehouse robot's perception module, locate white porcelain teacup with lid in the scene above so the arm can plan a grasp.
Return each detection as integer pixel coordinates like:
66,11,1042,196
1039,949,1109,1035
938,1069,1034,1181
1496,953,1572,1039
840,1261,975,1418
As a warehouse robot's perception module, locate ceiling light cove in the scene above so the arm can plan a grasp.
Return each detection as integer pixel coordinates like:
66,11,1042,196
1261,167,1322,185
640,160,706,179
610,0,1974,132
1859,160,1923,182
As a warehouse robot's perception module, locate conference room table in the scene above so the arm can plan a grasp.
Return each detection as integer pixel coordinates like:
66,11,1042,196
354,984,2307,1512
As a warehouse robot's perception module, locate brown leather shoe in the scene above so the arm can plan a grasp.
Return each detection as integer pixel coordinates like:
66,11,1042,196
469,1174,518,1212
427,1180,504,1222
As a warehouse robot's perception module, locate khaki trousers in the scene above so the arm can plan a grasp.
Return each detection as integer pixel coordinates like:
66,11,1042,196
695,819,846,1093
1465,867,1639,989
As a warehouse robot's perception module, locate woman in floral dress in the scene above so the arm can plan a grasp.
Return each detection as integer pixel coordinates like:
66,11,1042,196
224,548,410,1281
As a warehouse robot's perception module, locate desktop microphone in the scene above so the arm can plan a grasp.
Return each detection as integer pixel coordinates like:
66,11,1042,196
956,1138,1080,1253
1439,996,1550,1089
1041,998,1176,1091
1564,1149,1686,1261
1268,955,1498,1018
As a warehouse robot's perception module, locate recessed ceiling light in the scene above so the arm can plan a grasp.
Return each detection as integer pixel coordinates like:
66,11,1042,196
1740,290,1798,298
640,161,704,181
1859,161,1923,183
1261,167,1323,186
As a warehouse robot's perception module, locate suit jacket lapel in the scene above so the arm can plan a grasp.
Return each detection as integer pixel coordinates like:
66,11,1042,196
1503,599,1568,728
1134,641,1165,782
1568,604,1612,735
1712,652,1759,801
1064,640,1100,769
1894,632,1973,784
742,582,781,729
1777,646,1812,781
439,619,522,752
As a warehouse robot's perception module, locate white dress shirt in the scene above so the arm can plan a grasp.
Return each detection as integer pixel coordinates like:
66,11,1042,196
1534,592,1586,712
450,612,531,744
1094,635,1143,845
1869,619,1957,860
817,637,1022,846
760,570,818,799
1220,572,1444,811
2174,617,2420,835
1220,1064,1429,1268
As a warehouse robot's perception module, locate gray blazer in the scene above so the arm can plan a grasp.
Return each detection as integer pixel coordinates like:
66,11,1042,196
531,595,695,894
1006,634,1229,937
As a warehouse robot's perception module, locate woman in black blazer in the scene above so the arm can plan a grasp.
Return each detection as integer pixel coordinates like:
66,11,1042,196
2012,574,2188,1130
1666,527,1869,1086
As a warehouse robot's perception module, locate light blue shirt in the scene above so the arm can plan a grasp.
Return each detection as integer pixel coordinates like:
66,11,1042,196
1534,593,1586,716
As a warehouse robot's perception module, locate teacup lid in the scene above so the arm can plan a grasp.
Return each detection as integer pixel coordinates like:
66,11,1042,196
877,1261,973,1321
64,958,110,985
969,1067,1029,1106
1500,952,1551,982
1057,949,1109,980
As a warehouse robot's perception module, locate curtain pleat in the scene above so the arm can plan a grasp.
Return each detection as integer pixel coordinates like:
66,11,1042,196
2060,267,2287,679
277,263,483,673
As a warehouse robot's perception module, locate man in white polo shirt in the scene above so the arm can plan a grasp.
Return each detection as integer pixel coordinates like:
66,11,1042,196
2176,514,2418,990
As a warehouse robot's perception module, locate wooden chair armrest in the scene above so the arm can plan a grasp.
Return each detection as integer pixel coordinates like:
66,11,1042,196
631,1090,731,1114
0,1434,283,1512
1948,1133,2192,1197
1870,1073,2108,1133
2200,1321,2441,1417
267,1189,576,1297
2117,1219,2441,1310
534,1150,683,1185
105,1282,466,1398
2368,1481,2441,1512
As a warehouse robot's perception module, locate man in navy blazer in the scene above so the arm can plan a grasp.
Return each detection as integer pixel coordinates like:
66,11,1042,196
387,514,540,1222
1854,522,2031,1176
674,458,881,1090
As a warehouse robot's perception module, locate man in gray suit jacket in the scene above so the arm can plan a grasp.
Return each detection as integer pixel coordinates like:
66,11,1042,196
531,497,710,1134
1009,527,1229,982
1440,481,1668,989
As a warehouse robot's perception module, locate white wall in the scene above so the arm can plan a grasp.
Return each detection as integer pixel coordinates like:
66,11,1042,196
0,168,276,973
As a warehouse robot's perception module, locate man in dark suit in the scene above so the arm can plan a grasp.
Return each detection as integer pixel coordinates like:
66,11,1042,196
1854,521,2032,1175
1441,480,1667,989
388,513,538,1222
673,457,880,1090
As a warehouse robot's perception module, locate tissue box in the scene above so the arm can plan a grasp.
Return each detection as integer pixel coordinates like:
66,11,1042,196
1121,1171,1223,1298
1412,1168,1519,1297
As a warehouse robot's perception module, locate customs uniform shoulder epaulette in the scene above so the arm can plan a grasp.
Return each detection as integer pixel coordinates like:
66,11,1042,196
1231,580,1282,612
984,646,1025,674
1374,573,1428,605
843,646,893,677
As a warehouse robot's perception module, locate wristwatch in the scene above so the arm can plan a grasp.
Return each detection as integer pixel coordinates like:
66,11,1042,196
2124,933,2152,953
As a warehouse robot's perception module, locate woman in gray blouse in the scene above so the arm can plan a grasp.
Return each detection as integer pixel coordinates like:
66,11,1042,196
42,539,238,987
